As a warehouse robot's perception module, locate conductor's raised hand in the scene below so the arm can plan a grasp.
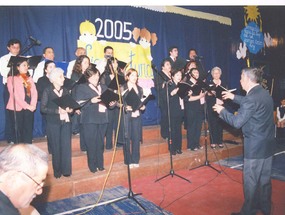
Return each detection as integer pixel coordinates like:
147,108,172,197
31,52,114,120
222,91,234,100
212,104,224,114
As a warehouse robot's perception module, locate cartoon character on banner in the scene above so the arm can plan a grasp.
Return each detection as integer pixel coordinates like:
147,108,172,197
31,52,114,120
131,27,158,61
130,27,158,95
78,20,106,61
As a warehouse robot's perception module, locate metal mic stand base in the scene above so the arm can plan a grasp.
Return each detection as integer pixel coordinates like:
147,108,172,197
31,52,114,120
155,169,192,183
189,160,221,174
107,155,146,212
189,118,221,174
155,143,191,183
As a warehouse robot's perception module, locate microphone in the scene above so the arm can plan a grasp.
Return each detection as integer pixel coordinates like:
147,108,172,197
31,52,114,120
194,55,203,60
29,36,41,45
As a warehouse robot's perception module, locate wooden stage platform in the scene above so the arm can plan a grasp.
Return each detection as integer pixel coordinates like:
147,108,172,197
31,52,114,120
0,125,243,204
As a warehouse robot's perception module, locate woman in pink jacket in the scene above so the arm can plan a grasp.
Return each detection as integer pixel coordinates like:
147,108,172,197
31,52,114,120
6,57,38,144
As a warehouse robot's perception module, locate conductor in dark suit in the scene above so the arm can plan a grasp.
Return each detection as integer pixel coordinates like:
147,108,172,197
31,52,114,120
213,67,275,215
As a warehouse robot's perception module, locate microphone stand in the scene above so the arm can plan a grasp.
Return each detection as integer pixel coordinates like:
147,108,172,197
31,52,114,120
189,75,221,174
105,58,146,212
155,80,191,183
11,62,19,144
20,41,37,55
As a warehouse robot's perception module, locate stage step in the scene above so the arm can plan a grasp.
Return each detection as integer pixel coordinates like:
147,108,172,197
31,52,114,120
0,125,243,203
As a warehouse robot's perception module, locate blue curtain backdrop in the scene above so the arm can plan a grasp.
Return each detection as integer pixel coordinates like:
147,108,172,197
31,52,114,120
0,6,236,140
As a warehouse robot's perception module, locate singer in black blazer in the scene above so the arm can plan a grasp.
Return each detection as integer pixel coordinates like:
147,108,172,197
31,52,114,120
168,69,184,155
40,69,72,178
184,68,205,151
206,67,225,148
118,69,145,167
75,67,109,173
154,59,172,139
100,57,124,150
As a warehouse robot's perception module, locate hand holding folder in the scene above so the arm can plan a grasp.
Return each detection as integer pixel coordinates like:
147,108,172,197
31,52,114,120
125,88,155,111
53,94,81,110
99,88,120,108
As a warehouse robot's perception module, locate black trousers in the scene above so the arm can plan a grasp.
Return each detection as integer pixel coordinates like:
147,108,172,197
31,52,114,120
241,156,273,215
8,109,34,144
123,116,141,165
170,113,183,152
105,108,118,149
159,106,169,139
207,109,223,144
47,121,72,177
4,84,13,142
186,106,204,149
82,123,107,172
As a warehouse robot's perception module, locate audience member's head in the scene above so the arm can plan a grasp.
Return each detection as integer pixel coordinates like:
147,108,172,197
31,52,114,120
0,144,48,210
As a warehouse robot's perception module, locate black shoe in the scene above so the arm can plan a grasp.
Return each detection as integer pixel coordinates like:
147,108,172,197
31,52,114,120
90,169,97,173
98,167,105,171
116,143,123,148
176,150,183,154
63,174,71,177
54,174,61,178
171,151,177,155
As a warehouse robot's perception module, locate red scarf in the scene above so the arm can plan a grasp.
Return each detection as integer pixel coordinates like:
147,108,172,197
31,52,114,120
20,73,31,97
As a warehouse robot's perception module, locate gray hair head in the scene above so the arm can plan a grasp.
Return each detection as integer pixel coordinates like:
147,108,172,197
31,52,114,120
0,144,48,177
49,67,64,83
211,66,222,76
242,67,263,84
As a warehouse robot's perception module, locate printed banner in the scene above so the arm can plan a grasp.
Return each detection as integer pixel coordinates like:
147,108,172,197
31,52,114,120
77,20,158,93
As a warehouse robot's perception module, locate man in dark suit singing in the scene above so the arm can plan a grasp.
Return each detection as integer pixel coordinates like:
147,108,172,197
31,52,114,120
213,67,275,215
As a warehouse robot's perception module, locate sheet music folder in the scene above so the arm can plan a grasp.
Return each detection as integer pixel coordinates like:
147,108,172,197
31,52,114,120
125,88,155,111
53,94,81,110
177,81,212,98
212,85,236,99
7,55,42,69
100,88,120,107
177,82,192,99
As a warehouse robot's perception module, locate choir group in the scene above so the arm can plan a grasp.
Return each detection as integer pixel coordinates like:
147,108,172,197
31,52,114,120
0,39,228,179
